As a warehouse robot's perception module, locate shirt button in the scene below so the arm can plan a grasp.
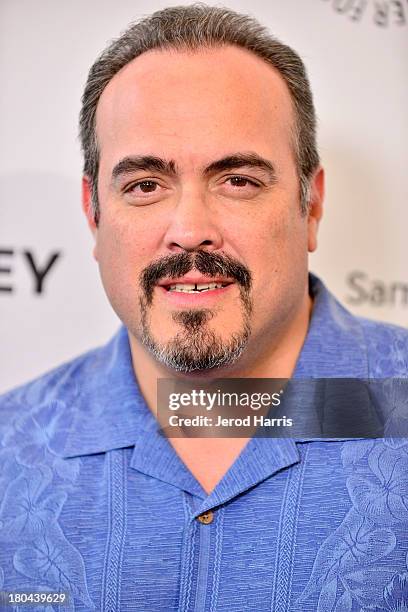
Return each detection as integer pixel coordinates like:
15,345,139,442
197,511,214,524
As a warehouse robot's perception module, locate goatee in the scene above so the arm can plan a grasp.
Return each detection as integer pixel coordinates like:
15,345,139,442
139,251,253,373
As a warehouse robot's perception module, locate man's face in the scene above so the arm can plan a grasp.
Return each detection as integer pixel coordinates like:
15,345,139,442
85,45,322,373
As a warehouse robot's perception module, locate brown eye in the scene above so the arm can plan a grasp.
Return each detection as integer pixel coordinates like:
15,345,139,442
218,175,262,200
123,178,166,206
229,176,251,187
137,181,157,193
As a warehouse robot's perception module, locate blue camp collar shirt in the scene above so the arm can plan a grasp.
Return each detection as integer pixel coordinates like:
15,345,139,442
0,273,408,611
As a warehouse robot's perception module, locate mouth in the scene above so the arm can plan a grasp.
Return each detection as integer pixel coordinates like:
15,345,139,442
156,275,235,305
157,276,235,294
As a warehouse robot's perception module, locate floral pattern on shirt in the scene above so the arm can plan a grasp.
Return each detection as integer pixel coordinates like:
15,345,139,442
0,401,94,611
298,439,408,611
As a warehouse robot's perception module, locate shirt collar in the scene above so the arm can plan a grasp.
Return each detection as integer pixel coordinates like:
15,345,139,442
53,274,369,473
53,326,155,458
294,273,368,378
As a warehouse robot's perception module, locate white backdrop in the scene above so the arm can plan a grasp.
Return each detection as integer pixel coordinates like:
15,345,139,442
1,0,407,392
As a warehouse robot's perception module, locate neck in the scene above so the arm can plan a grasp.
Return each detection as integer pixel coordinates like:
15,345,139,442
129,286,313,416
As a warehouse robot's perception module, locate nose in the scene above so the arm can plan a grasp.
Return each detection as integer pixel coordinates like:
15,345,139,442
163,188,223,253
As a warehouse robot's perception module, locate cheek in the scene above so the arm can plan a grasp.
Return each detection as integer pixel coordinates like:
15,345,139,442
94,218,155,300
246,211,308,296
244,204,305,257
96,212,160,267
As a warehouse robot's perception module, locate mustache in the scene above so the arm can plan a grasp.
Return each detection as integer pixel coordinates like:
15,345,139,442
141,251,252,303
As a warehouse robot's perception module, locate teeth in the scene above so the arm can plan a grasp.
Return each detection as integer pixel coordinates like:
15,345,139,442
168,282,226,293
171,283,195,291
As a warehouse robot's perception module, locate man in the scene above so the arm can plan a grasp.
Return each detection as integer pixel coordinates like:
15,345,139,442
0,4,407,611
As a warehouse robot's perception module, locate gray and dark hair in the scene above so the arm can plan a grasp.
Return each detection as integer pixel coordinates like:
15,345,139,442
79,3,319,223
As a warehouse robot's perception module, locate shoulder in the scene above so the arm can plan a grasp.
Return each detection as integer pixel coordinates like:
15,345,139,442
355,315,408,377
0,338,116,480
0,326,129,446
302,274,408,378
0,337,114,438
0,345,100,408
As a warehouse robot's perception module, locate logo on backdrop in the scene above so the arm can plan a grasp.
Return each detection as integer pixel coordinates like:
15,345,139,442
0,248,61,295
321,0,407,27
346,271,408,307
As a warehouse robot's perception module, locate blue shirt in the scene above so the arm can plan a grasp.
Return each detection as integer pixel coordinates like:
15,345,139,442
1,274,408,611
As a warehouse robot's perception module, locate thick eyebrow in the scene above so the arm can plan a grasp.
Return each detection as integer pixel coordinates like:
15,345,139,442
203,153,277,183
111,156,177,185
111,152,277,186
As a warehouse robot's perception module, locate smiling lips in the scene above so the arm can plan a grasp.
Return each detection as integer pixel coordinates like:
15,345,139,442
158,276,234,294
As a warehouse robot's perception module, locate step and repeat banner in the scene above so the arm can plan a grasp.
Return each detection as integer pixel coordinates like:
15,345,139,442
1,0,407,392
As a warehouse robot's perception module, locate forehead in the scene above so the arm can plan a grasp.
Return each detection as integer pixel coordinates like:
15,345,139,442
95,45,295,165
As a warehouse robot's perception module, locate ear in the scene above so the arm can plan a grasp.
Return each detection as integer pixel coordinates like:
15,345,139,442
307,166,324,253
82,176,98,261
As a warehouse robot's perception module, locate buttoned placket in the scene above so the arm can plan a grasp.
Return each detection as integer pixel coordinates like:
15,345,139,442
128,431,301,611
178,495,219,612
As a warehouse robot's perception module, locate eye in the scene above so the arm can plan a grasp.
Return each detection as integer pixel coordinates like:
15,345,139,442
228,176,258,188
220,175,262,196
125,180,159,194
